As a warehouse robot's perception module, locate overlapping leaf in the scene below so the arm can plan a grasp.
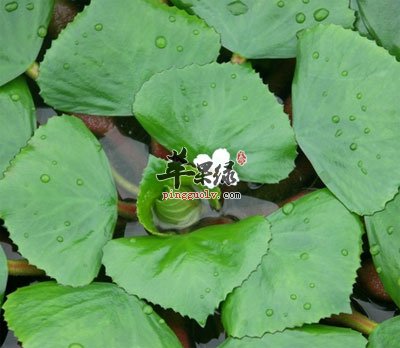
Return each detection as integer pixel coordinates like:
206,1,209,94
369,315,400,348
103,216,271,325
293,24,400,215
0,116,117,286
3,282,181,348
38,0,220,115
222,189,363,337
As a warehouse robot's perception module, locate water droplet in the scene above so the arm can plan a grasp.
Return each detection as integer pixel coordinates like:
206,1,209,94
222,239,228,245
331,115,340,123
341,249,349,256
282,202,294,215
129,238,137,244
64,221,71,227
313,8,329,21
227,0,248,15
210,82,216,88
376,154,381,160
376,266,382,274
63,63,70,70
350,143,358,151
23,232,29,239
76,179,84,186
309,282,315,288
356,92,363,100
322,91,328,97
295,12,306,23
387,226,394,235
242,95,248,101
303,217,310,224
335,129,343,137
37,26,47,38
40,135,47,140
40,174,50,183
10,94,20,101
300,252,309,260
213,271,219,277
169,15,176,22
361,168,368,175
364,127,371,134
303,302,312,310
325,57,330,62
370,244,380,256
94,23,103,31
68,344,83,348
143,305,153,314
82,32,88,38
361,105,367,112
290,294,297,300
74,40,79,45
277,0,285,7
193,29,200,35
159,318,165,324
341,70,348,77
183,115,189,122
52,160,58,165
357,160,363,168
312,51,319,59
302,0,310,3
25,2,34,10
205,288,211,293
155,36,167,49
349,115,356,121
200,294,205,299
56,236,64,243
265,309,274,317
231,73,237,79
176,45,183,52
202,100,208,107
5,1,18,12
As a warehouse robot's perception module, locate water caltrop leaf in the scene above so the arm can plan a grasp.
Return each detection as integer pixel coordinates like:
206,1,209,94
3,282,182,348
0,116,117,286
222,189,363,337
218,325,367,348
369,316,400,348
38,0,220,116
171,0,354,58
293,24,400,215
0,0,54,86
0,76,36,175
0,245,7,303
133,63,297,184
364,192,400,308
103,216,271,325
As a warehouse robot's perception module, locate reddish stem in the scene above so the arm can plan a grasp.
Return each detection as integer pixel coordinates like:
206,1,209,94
118,200,137,221
327,308,378,335
8,259,45,277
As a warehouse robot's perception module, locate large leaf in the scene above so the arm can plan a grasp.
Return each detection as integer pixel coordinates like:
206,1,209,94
103,216,271,325
222,189,363,337
0,0,54,86
293,24,400,215
364,192,400,307
3,282,182,348
0,77,36,175
171,0,354,58
133,63,297,184
0,245,7,303
0,116,117,286
218,325,367,348
369,316,400,348
357,0,400,58
38,0,220,116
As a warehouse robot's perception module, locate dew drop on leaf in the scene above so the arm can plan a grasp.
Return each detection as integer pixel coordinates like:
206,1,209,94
37,26,47,38
331,115,340,123
202,100,208,107
63,63,70,70
312,51,319,59
10,94,20,102
361,167,368,175
226,0,248,16
376,154,381,159
5,1,18,12
25,2,33,10
313,8,329,22
349,115,356,121
56,236,64,243
335,129,343,137
370,244,381,256
364,127,371,134
361,105,367,112
76,179,84,186
356,92,363,100
265,309,274,317
159,318,165,324
341,70,348,77
303,302,312,310
376,266,382,274
40,174,50,183
302,0,310,3
68,344,84,348
154,36,167,49
303,217,310,224
40,135,47,140
231,73,237,79
52,160,58,165
300,252,309,260
282,202,294,215
176,45,183,52
349,143,358,151
357,160,363,168
169,15,176,22
309,282,315,288
210,82,216,88
242,95,248,101
213,271,219,277
387,226,394,235
23,232,29,239
193,29,200,35
290,294,297,300
276,1,285,8
205,288,211,293
295,12,306,24
341,249,349,256
183,115,189,122
200,294,205,299
143,305,153,315
94,23,103,31
64,221,71,227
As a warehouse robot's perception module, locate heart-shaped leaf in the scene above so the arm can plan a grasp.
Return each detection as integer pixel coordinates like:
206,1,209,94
218,325,367,348
293,24,400,215
171,0,354,58
0,115,117,286
222,189,363,337
368,315,400,348
3,282,182,348
0,245,7,303
0,0,54,86
38,0,220,116
133,62,297,184
103,216,271,325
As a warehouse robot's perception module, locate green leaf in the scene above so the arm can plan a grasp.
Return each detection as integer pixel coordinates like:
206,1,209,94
369,316,400,348
364,192,400,308
102,216,271,325
222,189,363,337
293,24,400,215
357,0,400,58
3,281,182,348
133,62,297,184
37,0,220,116
0,0,54,86
218,325,367,348
170,0,354,58
0,245,7,303
349,0,371,38
0,115,117,286
0,76,36,175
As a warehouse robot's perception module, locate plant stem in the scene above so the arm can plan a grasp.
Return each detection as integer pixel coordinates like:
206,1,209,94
8,259,45,277
231,53,247,64
327,308,378,335
25,62,39,80
118,200,137,221
111,167,140,196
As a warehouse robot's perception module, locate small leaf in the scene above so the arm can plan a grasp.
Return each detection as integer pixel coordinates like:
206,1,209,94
365,192,400,308
0,116,117,286
3,282,182,348
133,63,297,184
218,325,367,348
0,77,36,175
38,0,220,116
222,189,363,337
0,245,7,303
369,315,400,348
171,0,354,58
0,0,54,86
293,24,400,215
103,216,271,325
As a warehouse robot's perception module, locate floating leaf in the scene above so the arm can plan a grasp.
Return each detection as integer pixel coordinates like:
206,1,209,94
0,76,36,175
365,192,400,307
369,315,400,348
103,216,271,325
222,189,363,337
0,0,54,86
171,0,354,58
0,245,7,303
3,282,182,348
293,24,400,215
218,325,367,348
0,116,117,286
38,0,220,116
133,63,297,184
